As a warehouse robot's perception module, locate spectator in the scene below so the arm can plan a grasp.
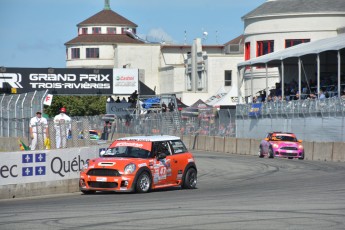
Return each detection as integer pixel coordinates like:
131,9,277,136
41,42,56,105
115,96,121,103
162,101,167,112
54,107,71,149
130,90,138,102
107,96,114,103
319,89,326,100
121,97,127,103
29,111,48,150
168,100,175,112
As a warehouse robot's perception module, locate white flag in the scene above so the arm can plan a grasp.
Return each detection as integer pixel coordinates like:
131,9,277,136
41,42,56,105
43,94,53,106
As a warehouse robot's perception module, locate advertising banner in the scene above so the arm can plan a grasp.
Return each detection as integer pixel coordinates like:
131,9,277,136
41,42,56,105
112,68,139,95
248,103,262,117
0,67,139,95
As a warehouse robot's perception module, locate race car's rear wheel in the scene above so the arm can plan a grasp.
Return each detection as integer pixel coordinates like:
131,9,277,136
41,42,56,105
182,168,197,189
135,171,151,193
258,146,264,158
268,147,274,158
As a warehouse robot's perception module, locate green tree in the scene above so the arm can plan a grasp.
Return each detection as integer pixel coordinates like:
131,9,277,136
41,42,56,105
44,95,107,117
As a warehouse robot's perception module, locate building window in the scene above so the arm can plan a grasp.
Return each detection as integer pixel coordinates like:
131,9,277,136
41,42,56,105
86,48,99,58
245,42,250,60
107,27,116,34
71,48,80,59
257,40,274,57
225,70,232,86
92,27,101,34
81,28,88,35
285,39,310,48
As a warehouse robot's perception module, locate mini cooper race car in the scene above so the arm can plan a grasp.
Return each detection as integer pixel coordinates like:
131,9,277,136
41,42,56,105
259,132,304,159
79,135,197,194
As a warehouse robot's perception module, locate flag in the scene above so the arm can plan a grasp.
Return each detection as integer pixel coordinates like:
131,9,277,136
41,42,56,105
44,138,51,150
18,139,30,151
43,94,53,106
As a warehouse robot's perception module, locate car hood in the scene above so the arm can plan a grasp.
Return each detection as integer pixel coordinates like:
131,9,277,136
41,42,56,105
88,157,148,169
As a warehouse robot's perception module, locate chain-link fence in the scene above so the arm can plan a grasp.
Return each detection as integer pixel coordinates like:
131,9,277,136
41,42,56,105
0,90,48,137
236,98,345,142
107,109,236,138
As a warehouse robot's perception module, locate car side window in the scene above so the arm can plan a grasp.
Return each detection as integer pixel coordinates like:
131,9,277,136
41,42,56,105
153,141,171,157
170,140,187,155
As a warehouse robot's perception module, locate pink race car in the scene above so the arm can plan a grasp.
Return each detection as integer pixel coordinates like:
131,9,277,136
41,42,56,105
259,132,304,160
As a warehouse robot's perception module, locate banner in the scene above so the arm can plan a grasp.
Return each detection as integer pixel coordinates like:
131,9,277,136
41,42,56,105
43,94,53,106
248,103,262,117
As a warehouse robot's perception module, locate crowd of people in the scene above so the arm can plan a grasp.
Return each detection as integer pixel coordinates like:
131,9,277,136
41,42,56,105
253,79,345,103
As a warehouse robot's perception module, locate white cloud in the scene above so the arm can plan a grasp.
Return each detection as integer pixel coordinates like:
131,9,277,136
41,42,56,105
139,28,175,44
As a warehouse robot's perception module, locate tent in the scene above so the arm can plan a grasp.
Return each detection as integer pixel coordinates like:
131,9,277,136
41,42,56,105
181,99,214,118
204,86,238,107
176,98,188,111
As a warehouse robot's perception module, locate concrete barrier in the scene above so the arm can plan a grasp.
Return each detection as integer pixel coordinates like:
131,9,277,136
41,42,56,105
0,137,28,152
196,135,207,150
205,136,215,151
250,139,261,156
302,141,314,160
182,135,192,150
214,137,225,152
236,138,251,155
224,137,237,154
313,142,333,161
332,142,345,162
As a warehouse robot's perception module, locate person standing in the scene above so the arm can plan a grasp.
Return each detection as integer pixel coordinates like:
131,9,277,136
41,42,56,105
54,107,71,149
29,111,48,150
168,100,175,112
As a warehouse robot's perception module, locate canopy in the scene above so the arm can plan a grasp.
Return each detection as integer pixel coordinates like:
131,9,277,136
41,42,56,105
238,34,345,67
181,99,214,118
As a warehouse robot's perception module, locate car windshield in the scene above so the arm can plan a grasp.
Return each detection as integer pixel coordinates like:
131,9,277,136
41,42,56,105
89,131,98,136
271,135,297,142
102,146,151,158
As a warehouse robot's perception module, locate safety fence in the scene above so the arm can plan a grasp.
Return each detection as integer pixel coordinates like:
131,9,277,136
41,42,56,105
236,97,345,118
1,109,236,151
0,90,48,137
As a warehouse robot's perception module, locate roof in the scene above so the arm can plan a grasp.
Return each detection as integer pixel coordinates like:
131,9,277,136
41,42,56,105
224,35,244,46
243,0,345,20
78,9,137,27
117,135,181,142
65,34,144,45
238,33,345,67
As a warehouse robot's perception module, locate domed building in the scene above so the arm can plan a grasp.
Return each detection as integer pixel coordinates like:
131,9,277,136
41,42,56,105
239,0,345,102
64,0,244,106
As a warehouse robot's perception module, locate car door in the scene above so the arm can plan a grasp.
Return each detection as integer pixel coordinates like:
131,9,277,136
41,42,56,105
151,141,172,186
167,140,190,184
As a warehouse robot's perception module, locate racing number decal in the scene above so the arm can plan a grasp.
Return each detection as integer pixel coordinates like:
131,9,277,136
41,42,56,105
159,166,167,179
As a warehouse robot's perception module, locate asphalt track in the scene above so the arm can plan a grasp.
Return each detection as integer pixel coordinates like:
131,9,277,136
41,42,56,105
1,151,345,230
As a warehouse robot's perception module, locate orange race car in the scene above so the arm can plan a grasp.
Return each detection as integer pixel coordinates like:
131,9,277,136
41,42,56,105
79,135,197,194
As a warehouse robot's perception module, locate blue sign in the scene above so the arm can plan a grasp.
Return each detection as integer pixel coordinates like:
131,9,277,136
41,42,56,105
22,154,33,163
35,153,46,163
248,103,262,117
35,166,46,176
22,167,33,176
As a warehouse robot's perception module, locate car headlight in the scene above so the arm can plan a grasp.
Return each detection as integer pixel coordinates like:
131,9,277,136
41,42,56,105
124,163,136,175
81,162,89,172
273,144,279,148
298,145,304,149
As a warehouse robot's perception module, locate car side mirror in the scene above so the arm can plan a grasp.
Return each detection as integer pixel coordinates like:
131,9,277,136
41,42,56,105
99,149,107,157
298,140,303,143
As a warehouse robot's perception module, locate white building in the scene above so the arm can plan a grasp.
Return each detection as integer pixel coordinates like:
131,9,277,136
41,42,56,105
240,0,345,102
65,0,345,106
65,0,243,106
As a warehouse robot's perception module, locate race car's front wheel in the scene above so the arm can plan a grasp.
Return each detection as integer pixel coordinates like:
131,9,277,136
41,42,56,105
135,171,151,193
182,168,197,189
268,147,274,158
258,146,264,158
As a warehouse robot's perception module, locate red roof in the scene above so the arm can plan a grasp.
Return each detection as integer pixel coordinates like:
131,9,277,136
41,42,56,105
78,9,137,27
65,34,144,45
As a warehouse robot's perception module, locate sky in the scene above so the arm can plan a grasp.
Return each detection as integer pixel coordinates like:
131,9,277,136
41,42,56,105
0,0,266,68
